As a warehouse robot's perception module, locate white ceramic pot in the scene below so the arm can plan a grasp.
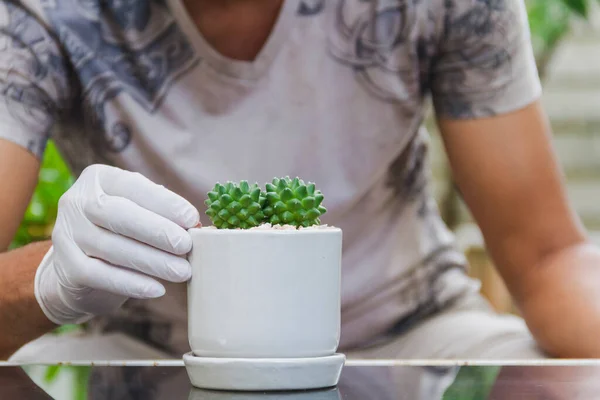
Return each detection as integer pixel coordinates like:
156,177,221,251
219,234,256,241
187,227,343,359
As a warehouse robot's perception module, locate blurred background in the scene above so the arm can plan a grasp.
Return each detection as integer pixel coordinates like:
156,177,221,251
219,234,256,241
8,0,600,398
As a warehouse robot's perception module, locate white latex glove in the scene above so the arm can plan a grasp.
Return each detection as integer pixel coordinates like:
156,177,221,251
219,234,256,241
34,164,199,325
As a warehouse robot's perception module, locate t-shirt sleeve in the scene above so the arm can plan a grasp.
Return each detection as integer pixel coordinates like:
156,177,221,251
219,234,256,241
0,0,73,158
430,0,542,119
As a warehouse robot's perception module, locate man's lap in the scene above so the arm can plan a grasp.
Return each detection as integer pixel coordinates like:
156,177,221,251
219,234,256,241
345,290,547,360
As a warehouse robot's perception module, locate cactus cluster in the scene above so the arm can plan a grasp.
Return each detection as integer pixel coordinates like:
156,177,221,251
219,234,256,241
204,177,326,229
264,177,326,227
205,181,266,229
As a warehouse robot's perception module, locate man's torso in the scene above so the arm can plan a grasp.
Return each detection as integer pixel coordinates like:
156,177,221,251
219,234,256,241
6,0,497,352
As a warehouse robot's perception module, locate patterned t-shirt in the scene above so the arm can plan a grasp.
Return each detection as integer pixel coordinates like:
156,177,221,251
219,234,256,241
0,0,541,355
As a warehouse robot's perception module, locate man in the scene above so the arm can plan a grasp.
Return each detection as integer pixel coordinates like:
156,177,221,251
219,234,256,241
1,0,599,361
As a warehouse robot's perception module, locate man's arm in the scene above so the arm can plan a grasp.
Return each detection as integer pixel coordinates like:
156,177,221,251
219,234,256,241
0,140,41,251
437,100,600,358
0,242,55,359
0,139,56,359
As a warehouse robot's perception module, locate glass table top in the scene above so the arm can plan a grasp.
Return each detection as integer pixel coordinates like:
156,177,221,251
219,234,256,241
2,360,600,399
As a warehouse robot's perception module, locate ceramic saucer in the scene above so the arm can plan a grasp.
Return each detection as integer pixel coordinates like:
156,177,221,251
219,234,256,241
183,352,346,391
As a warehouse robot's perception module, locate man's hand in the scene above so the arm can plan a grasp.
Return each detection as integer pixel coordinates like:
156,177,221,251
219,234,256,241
437,100,600,358
35,164,200,325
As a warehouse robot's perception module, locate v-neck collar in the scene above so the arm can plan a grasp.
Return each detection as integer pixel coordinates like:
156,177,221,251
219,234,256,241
167,0,301,81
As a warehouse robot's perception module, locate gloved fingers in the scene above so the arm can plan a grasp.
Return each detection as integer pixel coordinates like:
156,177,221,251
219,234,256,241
76,224,191,283
68,251,167,299
84,194,192,255
97,166,199,228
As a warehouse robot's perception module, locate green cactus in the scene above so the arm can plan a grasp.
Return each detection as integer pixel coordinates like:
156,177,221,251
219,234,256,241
263,177,327,227
205,181,267,229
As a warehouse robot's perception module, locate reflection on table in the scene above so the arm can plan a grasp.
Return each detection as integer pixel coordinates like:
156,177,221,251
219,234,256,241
3,363,600,399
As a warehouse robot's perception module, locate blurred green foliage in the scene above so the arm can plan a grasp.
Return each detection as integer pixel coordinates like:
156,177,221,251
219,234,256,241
527,0,599,76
